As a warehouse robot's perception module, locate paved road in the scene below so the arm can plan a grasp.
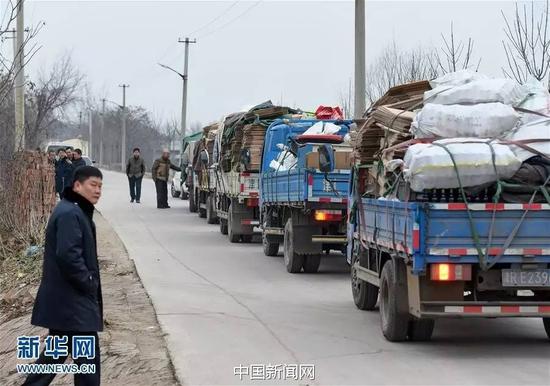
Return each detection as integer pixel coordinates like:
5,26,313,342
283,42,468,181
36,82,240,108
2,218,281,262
97,170,550,385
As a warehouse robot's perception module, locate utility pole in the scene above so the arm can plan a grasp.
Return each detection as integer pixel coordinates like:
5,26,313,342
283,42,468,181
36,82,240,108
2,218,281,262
14,0,25,150
119,84,129,172
100,99,106,166
354,0,366,118
88,110,93,159
177,37,196,138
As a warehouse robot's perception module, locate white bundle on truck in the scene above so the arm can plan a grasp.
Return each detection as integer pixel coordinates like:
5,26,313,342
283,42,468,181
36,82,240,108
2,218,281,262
425,78,528,106
412,102,519,138
506,118,550,161
403,138,522,192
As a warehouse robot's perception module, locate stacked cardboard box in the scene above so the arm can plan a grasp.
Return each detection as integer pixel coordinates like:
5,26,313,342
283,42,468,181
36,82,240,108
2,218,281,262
241,123,267,171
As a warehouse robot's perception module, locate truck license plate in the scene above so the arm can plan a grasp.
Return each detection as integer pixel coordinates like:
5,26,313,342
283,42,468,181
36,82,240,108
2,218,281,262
502,269,550,287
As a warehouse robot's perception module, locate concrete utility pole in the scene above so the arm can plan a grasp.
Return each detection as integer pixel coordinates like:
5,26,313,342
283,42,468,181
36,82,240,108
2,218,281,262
177,37,196,138
100,99,106,166
119,84,129,172
14,0,25,150
88,110,93,159
354,0,366,118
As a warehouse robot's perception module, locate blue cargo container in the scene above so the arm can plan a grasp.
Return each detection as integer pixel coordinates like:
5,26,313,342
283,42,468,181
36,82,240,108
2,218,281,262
348,167,550,342
260,119,353,273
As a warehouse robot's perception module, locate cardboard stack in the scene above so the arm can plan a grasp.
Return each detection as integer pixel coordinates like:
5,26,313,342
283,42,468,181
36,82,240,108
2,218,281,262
241,123,267,171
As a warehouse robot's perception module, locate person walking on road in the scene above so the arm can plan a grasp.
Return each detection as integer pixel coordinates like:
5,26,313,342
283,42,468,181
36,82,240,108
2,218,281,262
55,148,74,199
72,148,86,170
24,166,104,386
152,149,181,209
126,147,145,203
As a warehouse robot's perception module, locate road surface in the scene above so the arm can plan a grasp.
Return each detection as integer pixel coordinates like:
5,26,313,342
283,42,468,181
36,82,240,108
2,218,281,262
97,170,550,385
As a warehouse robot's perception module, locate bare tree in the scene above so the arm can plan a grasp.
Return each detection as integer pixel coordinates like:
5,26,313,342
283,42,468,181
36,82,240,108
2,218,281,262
366,41,439,103
502,0,550,86
162,117,181,150
25,54,84,147
0,1,43,104
339,78,353,119
435,22,480,73
189,120,203,134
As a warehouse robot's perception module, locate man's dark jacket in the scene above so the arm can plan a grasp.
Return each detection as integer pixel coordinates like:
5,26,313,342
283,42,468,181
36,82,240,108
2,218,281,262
72,157,86,170
31,188,103,332
55,159,74,194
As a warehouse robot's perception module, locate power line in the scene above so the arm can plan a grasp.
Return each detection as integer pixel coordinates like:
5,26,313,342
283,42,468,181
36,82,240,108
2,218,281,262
188,1,240,36
197,1,263,40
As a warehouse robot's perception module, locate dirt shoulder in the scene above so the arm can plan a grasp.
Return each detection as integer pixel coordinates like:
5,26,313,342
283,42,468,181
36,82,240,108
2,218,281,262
0,212,179,386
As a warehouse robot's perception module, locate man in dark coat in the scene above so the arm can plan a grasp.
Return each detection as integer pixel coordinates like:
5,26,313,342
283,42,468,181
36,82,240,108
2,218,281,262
126,147,145,203
72,148,87,170
24,166,103,386
55,148,74,199
152,149,181,209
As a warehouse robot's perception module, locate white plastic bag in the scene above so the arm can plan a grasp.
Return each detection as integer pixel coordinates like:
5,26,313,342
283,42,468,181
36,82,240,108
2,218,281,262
429,69,488,89
412,102,519,138
506,118,550,161
517,77,550,124
403,138,521,191
270,148,297,171
425,78,528,106
303,121,340,135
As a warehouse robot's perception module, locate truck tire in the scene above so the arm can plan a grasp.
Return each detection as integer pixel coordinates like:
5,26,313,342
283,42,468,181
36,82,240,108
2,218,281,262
303,255,321,273
228,206,240,243
283,218,304,273
379,260,409,342
198,193,207,218
543,318,550,340
262,233,279,256
171,182,180,198
351,247,378,311
206,195,218,224
220,219,228,235
408,318,435,341
189,188,198,213
180,190,188,200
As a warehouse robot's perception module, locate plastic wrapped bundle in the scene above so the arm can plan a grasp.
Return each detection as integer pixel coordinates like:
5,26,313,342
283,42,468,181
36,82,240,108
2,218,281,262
412,102,519,138
506,118,550,161
403,138,522,192
425,79,528,106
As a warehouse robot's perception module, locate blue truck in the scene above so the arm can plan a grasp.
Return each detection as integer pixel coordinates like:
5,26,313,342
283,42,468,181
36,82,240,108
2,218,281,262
260,119,353,273
348,166,550,341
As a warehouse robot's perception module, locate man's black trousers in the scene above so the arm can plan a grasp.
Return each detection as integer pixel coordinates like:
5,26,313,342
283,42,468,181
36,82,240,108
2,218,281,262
128,176,143,201
155,179,169,208
23,330,100,386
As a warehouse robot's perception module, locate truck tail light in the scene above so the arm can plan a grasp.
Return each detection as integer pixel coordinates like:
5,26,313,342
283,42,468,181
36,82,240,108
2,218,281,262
430,264,472,281
314,210,343,222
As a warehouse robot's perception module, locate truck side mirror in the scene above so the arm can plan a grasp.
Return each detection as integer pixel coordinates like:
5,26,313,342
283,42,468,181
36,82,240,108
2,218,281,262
318,144,334,173
200,150,209,166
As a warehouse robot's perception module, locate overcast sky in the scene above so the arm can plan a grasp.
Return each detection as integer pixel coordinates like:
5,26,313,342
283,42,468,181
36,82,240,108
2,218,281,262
10,0,527,126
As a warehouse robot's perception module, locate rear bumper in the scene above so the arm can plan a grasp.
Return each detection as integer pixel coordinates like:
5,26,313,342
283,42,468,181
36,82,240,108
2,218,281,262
421,301,550,318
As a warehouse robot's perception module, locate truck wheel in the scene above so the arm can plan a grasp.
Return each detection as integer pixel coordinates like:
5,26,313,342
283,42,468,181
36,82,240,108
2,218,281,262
262,233,279,256
543,318,550,339
241,234,253,243
379,260,409,342
303,255,321,273
228,207,240,243
171,183,180,198
189,188,197,213
198,193,207,218
206,195,218,224
408,318,435,341
220,219,228,235
351,247,378,311
283,218,304,273
180,190,188,200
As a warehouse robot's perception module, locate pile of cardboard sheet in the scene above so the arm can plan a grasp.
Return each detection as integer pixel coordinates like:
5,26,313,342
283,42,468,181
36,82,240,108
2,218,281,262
241,123,267,171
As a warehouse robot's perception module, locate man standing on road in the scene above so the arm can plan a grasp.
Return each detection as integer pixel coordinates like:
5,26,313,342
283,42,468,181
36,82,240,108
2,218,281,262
72,148,86,170
24,166,103,386
55,148,74,199
152,149,181,209
126,147,145,203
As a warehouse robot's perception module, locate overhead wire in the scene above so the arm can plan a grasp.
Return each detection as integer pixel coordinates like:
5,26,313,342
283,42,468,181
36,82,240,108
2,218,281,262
197,1,263,40
187,1,240,36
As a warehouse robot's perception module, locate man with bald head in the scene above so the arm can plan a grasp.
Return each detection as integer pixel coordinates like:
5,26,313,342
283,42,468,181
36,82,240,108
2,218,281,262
152,149,181,209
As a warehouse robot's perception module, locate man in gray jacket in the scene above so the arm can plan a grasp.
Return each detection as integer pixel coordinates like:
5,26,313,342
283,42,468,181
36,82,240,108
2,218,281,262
126,147,145,203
